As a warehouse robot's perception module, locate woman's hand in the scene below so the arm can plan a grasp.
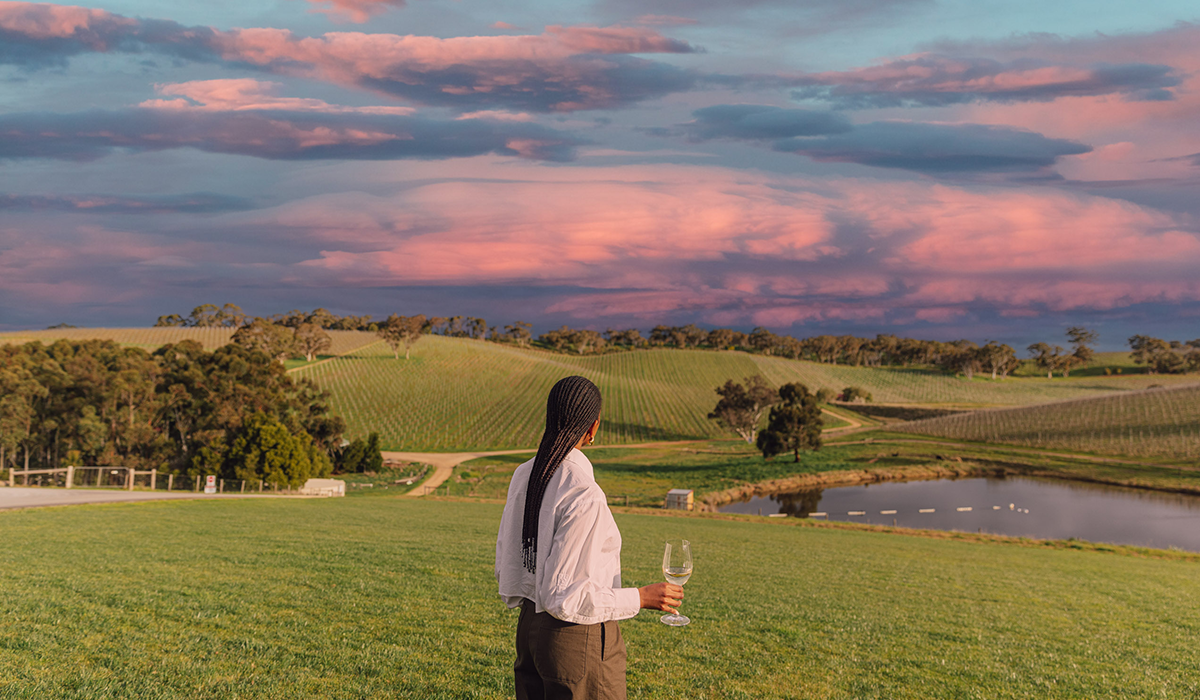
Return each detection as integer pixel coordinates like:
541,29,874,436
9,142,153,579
638,583,684,613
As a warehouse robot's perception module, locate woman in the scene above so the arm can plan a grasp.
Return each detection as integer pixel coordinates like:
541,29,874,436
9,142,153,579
496,376,683,699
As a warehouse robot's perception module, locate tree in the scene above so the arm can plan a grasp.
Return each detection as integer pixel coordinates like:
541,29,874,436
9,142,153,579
538,326,575,352
337,432,383,473
757,383,823,462
154,314,185,327
231,319,296,363
1128,335,1175,373
217,413,330,487
1028,342,1066,379
293,323,332,362
979,341,1019,380
706,328,737,350
938,340,981,378
605,328,644,348
1066,327,1098,371
838,386,872,403
708,376,779,443
502,322,533,347
378,314,426,359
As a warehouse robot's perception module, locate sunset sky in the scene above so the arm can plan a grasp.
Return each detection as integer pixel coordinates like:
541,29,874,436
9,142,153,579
1,0,1198,348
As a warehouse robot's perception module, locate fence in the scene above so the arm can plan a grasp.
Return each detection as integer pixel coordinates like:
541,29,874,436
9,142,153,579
6,466,296,495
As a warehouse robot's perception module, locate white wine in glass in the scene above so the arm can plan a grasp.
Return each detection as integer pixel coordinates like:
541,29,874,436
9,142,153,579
661,539,692,626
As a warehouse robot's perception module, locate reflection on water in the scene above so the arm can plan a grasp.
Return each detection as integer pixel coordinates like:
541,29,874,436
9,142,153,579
719,476,1200,552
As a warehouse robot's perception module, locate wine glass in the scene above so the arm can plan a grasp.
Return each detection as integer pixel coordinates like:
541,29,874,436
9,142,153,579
660,539,692,626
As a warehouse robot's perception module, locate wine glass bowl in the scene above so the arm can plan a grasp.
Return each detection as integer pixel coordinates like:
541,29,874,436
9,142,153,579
660,539,692,626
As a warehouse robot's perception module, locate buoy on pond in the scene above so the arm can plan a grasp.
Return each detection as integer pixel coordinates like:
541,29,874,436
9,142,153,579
957,507,972,512
1009,503,1015,510
993,505,1001,510
848,511,866,516
919,508,935,513
880,509,897,515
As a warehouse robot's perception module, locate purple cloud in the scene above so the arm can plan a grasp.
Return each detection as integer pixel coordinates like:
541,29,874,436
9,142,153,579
0,192,256,213
0,107,583,162
0,3,698,112
679,105,1090,174
790,54,1181,108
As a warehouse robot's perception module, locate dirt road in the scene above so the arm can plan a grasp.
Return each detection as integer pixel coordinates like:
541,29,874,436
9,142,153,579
385,440,706,496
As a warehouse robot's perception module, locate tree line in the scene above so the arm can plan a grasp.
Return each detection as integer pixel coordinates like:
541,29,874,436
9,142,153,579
156,304,1199,377
0,339,351,485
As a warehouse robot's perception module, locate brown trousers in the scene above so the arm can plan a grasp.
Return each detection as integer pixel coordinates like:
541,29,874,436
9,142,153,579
515,599,627,700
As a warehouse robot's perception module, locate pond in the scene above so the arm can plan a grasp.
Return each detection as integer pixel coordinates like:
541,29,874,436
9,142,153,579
719,476,1200,552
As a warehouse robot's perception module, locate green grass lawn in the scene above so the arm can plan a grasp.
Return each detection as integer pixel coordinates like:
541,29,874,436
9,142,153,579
1,498,1197,699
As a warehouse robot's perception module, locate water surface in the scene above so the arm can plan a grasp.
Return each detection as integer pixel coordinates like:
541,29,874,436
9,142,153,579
719,476,1200,552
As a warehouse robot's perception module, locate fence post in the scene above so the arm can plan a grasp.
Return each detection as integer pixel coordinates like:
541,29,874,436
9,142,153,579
219,479,225,493
259,480,263,492
194,477,199,493
151,469,157,491
65,465,74,490
168,473,174,491
241,480,246,493
127,468,134,491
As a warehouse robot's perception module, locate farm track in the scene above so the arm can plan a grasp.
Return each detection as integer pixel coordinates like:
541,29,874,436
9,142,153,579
387,440,705,496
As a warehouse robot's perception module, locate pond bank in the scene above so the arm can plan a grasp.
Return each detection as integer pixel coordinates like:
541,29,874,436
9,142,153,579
699,458,1200,511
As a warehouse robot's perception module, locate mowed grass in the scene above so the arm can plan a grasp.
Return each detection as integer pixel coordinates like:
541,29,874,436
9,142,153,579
895,383,1200,461
2,499,1198,699
295,336,1194,451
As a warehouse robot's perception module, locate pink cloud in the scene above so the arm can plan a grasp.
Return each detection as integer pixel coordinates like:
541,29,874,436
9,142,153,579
0,4,698,111
792,52,1179,107
0,1,133,40
304,0,405,24
140,79,415,114
264,162,1200,320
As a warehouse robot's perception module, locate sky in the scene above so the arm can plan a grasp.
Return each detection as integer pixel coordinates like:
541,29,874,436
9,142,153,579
1,0,1198,349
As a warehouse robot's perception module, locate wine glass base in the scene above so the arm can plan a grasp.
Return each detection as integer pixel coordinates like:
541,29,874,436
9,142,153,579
660,613,690,626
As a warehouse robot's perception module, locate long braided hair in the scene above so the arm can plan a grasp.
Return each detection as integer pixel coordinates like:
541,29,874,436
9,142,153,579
522,376,602,573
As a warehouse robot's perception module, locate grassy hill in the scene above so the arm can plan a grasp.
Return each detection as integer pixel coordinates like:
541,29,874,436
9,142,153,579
4,329,1196,453
2,498,1197,699
0,327,378,354
295,336,1195,451
894,383,1200,461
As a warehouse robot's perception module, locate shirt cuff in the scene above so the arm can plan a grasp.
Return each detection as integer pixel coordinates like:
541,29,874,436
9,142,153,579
615,587,642,620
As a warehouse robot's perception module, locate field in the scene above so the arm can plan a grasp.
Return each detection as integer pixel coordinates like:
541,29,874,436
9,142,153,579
445,436,1200,508
295,336,1196,451
1,497,1197,699
0,327,378,355
5,329,1197,455
894,384,1200,461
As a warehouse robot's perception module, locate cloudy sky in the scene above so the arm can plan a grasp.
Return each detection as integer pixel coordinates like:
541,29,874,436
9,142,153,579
1,0,1198,348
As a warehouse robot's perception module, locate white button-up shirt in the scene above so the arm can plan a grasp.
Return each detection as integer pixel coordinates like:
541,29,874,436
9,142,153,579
495,448,642,625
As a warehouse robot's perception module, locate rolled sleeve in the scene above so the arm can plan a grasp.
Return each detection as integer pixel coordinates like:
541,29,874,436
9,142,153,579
540,495,641,625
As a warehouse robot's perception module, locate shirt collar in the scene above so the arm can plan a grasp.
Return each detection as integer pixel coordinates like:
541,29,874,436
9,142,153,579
562,448,595,482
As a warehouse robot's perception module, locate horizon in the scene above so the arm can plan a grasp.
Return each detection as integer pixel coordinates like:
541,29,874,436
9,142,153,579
1,0,1198,348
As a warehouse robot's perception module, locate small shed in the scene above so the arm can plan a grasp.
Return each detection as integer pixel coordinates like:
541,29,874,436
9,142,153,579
664,488,694,511
300,478,346,497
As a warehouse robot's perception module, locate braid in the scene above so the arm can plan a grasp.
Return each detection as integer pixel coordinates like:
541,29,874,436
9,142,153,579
522,376,602,573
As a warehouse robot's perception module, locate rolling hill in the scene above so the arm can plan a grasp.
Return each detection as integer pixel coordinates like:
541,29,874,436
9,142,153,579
294,336,1194,450
894,383,1200,461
